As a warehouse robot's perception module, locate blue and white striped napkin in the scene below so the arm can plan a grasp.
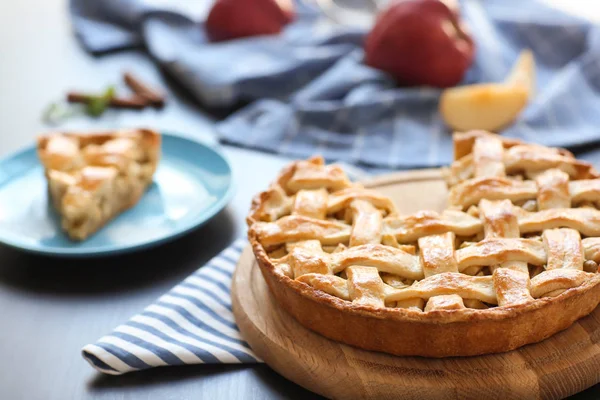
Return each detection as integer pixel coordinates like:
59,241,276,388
82,238,262,375
82,164,368,375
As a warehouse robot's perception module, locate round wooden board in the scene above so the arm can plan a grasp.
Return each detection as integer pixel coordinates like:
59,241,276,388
232,169,600,400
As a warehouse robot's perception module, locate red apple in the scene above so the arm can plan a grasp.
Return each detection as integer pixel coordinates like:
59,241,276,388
364,0,475,88
205,0,295,42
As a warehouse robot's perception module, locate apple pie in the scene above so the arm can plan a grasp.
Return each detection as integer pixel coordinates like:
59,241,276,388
247,130,600,357
37,129,161,241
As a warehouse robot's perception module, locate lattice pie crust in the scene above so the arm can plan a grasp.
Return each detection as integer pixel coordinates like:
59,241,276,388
247,131,600,357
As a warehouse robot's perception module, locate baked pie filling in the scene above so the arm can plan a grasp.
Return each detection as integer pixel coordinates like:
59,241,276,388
38,129,161,241
247,130,600,357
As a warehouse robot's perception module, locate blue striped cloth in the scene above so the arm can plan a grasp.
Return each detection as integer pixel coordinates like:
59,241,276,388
70,0,600,169
82,164,367,374
82,239,262,374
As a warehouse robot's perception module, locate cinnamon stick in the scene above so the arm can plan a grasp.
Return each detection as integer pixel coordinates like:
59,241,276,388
123,72,166,108
67,92,148,110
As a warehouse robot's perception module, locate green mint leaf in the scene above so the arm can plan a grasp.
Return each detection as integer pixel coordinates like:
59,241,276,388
85,85,115,117
86,97,107,117
104,85,116,100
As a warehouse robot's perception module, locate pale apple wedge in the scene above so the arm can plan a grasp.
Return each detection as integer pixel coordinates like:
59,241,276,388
439,83,528,132
505,49,536,97
440,49,535,132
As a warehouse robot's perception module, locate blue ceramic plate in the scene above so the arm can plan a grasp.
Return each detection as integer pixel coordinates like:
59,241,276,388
0,133,234,257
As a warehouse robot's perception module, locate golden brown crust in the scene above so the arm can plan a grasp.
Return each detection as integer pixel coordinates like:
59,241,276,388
246,132,600,357
250,229,600,357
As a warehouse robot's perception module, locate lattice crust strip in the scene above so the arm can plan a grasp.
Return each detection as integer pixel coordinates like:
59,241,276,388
447,131,599,209
248,135,600,313
253,206,600,247
278,227,594,309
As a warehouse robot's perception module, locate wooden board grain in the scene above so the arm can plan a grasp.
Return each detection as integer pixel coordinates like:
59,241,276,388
232,169,600,400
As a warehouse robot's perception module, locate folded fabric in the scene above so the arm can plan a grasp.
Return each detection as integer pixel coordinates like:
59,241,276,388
82,239,262,375
70,0,600,169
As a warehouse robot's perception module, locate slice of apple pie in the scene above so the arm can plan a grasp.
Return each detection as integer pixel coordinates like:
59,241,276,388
37,129,161,241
